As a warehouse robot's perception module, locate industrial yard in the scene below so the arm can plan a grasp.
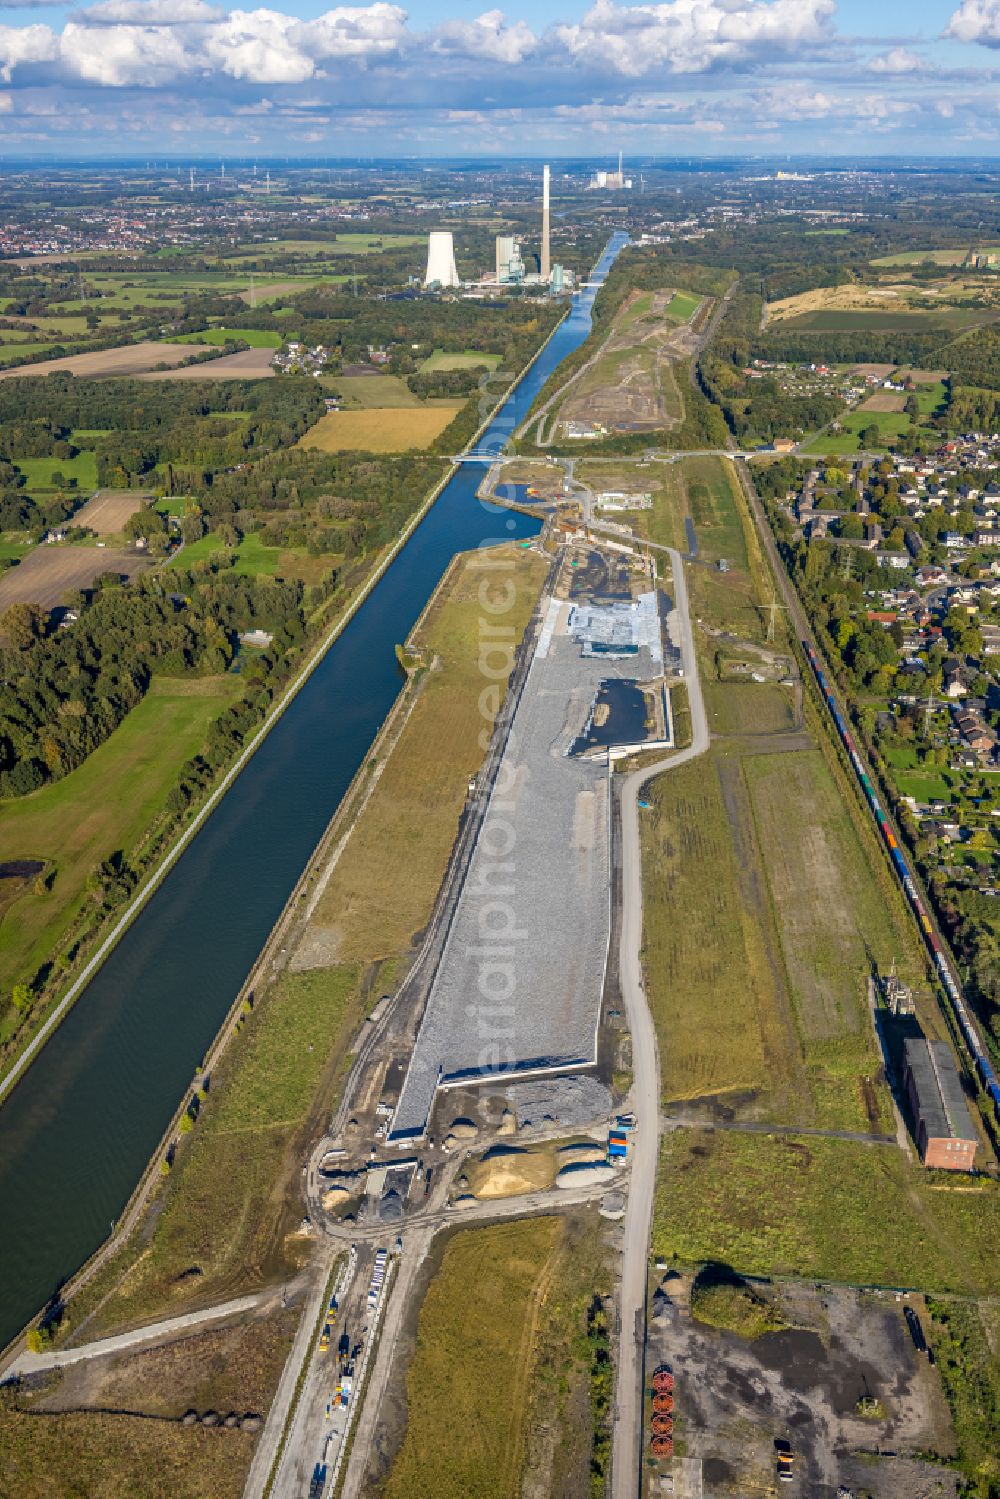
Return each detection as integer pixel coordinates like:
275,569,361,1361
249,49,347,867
647,1274,958,1498
391,545,673,1140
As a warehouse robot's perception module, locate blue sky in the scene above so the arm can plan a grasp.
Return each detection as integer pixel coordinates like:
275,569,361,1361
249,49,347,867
0,0,997,156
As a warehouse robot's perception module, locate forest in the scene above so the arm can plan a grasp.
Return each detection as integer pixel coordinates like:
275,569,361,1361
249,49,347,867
0,570,306,799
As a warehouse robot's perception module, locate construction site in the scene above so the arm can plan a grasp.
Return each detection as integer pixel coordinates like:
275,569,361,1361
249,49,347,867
390,541,677,1140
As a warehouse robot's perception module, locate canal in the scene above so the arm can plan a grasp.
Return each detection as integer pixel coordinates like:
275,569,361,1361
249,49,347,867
0,233,628,1347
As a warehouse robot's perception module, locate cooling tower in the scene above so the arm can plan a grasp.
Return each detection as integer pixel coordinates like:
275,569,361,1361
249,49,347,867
424,231,460,289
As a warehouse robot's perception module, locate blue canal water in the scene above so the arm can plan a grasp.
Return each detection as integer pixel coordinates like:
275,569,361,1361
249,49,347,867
0,233,627,1347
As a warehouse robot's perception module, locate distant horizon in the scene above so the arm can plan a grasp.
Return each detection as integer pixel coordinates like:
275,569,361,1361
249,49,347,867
4,152,1000,167
0,0,996,156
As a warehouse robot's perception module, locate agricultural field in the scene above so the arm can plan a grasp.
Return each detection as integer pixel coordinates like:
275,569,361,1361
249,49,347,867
0,341,192,380
307,545,547,963
333,374,423,408
0,543,148,614
654,1127,1000,1295
72,489,148,535
766,280,996,332
872,248,1000,267
0,341,75,367
223,232,422,258
0,675,240,1023
168,531,332,583
137,347,275,380
373,1215,611,1499
419,348,501,373
297,404,461,453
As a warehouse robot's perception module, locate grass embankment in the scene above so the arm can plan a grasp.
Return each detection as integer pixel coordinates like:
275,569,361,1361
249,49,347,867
0,676,239,1025
78,965,362,1333
75,545,548,1332
654,1129,1000,1295
379,1216,611,1499
312,546,548,962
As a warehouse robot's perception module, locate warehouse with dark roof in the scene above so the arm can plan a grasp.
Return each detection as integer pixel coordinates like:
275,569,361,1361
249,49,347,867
903,1037,978,1171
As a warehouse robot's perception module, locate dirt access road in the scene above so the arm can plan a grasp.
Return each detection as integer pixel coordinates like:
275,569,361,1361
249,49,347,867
612,544,710,1499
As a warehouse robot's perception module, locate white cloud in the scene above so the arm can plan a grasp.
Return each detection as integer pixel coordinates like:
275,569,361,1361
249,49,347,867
303,4,406,62
57,1,409,87
431,10,536,64
60,18,192,83
945,0,1000,44
0,21,57,80
79,0,222,23
553,0,836,78
868,46,923,73
203,9,312,82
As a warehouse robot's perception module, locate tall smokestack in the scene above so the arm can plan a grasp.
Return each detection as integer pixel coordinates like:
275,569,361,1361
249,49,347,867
541,164,551,283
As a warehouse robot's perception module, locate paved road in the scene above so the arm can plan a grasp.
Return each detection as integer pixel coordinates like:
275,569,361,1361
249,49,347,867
612,546,710,1499
6,1292,269,1377
244,1252,336,1499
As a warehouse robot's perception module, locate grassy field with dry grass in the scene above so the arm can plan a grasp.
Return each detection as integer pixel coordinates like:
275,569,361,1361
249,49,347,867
376,1215,610,1499
22,1309,297,1420
654,1128,1000,1295
635,456,922,1131
311,545,548,962
298,404,462,453
333,374,422,408
0,1399,255,1499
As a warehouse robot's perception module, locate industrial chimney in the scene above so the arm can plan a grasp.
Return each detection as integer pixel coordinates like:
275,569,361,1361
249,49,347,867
541,165,551,283
423,231,460,289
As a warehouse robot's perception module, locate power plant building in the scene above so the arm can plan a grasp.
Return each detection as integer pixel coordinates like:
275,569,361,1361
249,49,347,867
495,234,524,283
590,152,632,191
424,231,460,289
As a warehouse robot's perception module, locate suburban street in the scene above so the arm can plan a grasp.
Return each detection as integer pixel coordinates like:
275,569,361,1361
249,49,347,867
611,545,710,1499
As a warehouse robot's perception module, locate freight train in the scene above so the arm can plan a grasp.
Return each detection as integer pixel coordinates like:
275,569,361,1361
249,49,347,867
803,641,1000,1118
